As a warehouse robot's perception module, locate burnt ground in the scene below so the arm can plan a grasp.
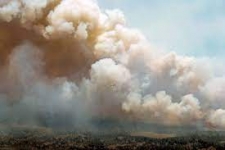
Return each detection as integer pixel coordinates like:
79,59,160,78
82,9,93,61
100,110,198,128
0,127,225,150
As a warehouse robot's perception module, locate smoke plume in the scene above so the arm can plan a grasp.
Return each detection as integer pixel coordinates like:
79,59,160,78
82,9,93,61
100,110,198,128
0,0,225,129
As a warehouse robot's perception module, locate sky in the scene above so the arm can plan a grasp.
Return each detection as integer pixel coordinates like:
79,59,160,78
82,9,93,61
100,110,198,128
98,0,225,58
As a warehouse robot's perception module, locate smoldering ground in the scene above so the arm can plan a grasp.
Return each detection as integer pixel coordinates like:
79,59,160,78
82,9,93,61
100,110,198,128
0,0,225,130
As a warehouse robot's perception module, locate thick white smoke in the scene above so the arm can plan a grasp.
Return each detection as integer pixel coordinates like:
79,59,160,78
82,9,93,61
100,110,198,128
0,0,225,129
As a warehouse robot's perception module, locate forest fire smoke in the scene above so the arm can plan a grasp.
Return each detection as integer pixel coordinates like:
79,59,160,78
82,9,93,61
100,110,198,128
0,0,225,129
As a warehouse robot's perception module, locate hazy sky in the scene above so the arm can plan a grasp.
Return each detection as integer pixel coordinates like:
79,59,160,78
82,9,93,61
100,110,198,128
98,0,225,57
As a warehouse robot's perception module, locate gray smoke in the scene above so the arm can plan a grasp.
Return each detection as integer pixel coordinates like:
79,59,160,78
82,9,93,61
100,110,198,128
0,0,225,129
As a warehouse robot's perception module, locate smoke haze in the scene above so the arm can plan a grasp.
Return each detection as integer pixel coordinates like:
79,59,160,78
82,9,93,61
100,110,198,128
0,0,225,129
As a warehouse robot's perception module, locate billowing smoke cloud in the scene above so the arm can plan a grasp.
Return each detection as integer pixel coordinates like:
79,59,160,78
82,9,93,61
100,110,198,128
0,0,225,129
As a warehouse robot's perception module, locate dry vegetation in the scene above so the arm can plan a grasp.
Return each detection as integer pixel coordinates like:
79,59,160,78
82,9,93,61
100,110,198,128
130,132,176,139
0,126,225,150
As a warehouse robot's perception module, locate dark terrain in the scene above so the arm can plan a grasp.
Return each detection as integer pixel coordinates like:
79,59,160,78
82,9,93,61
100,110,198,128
0,119,224,150
0,124,225,150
